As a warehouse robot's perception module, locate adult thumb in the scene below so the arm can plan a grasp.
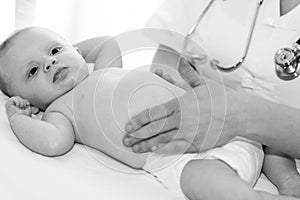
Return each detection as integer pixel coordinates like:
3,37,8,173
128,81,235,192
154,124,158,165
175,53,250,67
178,56,206,88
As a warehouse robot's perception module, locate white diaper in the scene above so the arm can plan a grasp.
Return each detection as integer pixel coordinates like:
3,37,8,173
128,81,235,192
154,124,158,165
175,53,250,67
143,137,264,199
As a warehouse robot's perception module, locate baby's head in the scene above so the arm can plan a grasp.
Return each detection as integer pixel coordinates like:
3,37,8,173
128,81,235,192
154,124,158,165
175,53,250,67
0,27,89,110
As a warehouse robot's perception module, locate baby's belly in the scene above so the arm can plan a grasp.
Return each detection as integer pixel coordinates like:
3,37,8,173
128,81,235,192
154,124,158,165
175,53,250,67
71,68,185,168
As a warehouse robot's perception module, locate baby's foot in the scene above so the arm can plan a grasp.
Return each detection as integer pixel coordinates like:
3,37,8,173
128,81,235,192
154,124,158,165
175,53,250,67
278,173,300,198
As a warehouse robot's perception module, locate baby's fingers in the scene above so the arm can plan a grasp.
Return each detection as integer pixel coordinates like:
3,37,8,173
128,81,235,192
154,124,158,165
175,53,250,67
9,96,29,108
9,96,21,107
5,96,33,118
19,97,30,108
31,106,40,115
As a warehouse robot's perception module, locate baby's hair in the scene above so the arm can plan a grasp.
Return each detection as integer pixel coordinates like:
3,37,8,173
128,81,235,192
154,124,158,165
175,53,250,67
0,27,35,96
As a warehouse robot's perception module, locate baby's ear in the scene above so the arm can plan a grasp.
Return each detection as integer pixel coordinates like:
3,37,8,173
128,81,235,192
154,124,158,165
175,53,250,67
75,47,82,55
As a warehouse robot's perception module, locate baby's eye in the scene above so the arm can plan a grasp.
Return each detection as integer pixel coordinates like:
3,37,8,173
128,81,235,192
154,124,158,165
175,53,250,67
28,66,39,78
50,46,63,55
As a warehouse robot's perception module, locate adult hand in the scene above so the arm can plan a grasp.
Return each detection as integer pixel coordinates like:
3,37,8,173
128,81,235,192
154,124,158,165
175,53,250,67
154,55,206,90
123,57,244,154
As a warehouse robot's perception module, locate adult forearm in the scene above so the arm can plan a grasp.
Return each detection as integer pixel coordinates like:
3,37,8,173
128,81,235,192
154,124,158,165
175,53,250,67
240,93,300,158
123,80,300,157
205,89,300,158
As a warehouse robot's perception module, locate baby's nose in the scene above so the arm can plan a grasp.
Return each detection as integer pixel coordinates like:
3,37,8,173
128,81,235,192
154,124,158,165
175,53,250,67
44,58,58,72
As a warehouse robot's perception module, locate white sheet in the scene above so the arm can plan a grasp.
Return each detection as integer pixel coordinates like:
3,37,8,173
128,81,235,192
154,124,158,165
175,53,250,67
0,93,185,200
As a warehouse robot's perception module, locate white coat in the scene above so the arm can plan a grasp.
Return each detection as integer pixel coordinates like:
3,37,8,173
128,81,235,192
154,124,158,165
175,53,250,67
146,0,300,107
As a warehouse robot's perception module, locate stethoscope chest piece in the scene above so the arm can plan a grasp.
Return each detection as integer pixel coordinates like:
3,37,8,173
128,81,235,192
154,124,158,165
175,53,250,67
274,42,300,81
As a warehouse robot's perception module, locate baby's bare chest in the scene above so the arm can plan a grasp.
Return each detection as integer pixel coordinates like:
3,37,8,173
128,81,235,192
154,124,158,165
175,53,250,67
48,68,185,167
54,68,185,144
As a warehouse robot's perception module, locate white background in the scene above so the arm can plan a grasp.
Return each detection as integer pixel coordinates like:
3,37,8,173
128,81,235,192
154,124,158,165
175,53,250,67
1,0,165,69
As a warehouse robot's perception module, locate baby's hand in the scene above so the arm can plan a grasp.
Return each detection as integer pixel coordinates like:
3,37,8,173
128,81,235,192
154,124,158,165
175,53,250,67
5,96,38,120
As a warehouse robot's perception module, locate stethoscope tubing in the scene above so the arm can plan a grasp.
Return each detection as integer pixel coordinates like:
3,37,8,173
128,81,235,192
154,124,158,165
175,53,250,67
183,0,264,72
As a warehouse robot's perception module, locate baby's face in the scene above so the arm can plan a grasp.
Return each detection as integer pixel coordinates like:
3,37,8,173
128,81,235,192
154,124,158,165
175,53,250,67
1,27,89,110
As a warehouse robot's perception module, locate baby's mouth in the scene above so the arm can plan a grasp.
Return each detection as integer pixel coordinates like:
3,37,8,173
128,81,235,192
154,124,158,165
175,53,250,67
53,67,69,83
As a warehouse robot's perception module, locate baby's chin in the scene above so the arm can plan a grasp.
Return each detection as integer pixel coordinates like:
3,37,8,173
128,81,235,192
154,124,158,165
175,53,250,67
63,74,88,91
68,66,89,86
74,68,89,85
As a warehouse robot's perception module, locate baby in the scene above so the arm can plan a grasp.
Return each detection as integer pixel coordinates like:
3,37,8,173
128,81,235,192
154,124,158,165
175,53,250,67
0,26,298,200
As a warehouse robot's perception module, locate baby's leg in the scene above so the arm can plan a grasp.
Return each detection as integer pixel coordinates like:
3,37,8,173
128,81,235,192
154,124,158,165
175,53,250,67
263,146,300,198
180,159,300,200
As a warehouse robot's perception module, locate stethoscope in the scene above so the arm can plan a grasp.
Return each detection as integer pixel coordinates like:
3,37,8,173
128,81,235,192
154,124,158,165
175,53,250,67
183,0,300,81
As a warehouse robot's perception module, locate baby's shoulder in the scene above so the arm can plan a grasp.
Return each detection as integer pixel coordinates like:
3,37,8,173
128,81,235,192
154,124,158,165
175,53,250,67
45,93,73,118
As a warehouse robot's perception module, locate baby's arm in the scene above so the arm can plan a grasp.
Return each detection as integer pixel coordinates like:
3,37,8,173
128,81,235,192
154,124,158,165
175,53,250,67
74,36,122,70
5,96,75,157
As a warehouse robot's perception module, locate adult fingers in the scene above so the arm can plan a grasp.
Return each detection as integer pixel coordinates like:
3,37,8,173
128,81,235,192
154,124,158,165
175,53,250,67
154,69,190,91
154,140,199,155
130,129,178,153
178,56,206,88
154,69,177,86
125,98,180,133
130,133,199,154
129,109,179,139
123,111,179,147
